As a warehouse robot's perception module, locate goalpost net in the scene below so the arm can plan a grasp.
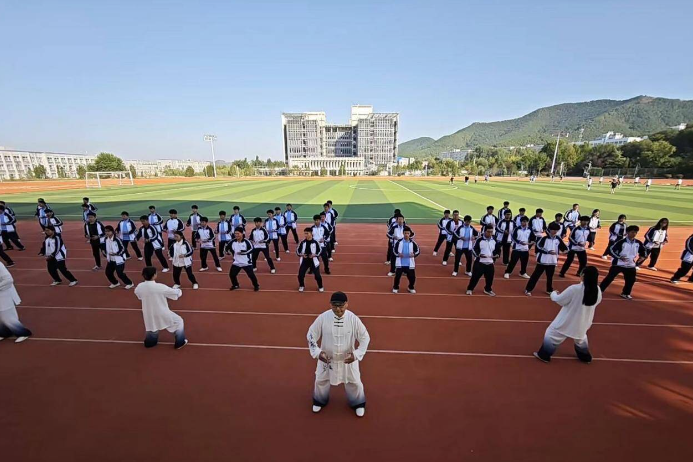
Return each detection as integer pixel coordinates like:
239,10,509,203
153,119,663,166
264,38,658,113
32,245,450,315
85,171,134,188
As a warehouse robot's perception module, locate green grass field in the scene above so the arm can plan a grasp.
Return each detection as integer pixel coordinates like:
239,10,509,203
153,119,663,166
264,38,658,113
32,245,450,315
4,178,692,224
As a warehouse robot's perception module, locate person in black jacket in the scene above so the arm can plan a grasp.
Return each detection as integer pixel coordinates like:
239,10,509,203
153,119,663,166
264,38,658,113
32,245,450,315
84,212,106,270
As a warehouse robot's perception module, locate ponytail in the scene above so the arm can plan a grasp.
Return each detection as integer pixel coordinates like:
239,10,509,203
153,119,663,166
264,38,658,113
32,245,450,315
582,266,599,306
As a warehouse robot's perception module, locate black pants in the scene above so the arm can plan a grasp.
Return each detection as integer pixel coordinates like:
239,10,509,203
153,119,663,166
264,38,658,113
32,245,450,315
642,247,661,268
167,239,175,258
0,246,13,265
219,240,228,256
525,264,556,293
144,243,169,269
672,261,693,282
1,231,24,250
434,234,447,252
252,247,275,270
89,239,104,267
106,262,133,285
298,259,323,288
287,225,299,244
495,242,511,264
230,265,259,288
320,247,331,273
600,266,636,296
467,261,494,292
602,240,615,256
560,250,587,276
200,248,221,269
443,237,457,262
47,259,77,283
587,231,597,248
393,266,416,290
190,230,198,249
454,248,473,273
505,250,529,275
386,241,393,262
173,266,198,285
123,240,142,259
270,239,280,258
280,234,289,252
331,226,337,244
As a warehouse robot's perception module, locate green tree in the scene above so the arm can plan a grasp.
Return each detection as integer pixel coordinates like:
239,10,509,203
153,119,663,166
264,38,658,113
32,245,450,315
184,166,195,177
205,165,215,177
319,167,327,177
33,165,47,179
129,165,137,179
589,144,627,168
642,141,678,168
88,152,126,172
77,165,87,179
56,166,67,178
338,164,346,176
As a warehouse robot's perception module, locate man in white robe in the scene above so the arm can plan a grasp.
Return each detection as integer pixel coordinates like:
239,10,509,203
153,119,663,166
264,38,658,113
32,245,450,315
307,291,370,417
0,262,32,343
134,266,187,349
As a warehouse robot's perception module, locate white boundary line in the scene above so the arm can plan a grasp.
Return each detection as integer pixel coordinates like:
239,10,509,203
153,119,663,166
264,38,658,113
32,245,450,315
349,184,459,192
387,180,448,210
23,337,693,365
19,305,693,329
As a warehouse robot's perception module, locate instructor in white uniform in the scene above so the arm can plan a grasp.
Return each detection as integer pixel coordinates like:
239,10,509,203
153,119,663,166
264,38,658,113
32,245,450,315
0,262,32,343
307,291,370,417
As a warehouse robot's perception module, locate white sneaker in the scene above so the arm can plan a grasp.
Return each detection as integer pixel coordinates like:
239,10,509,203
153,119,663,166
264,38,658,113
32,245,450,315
51,281,62,286
452,272,458,276
299,287,305,292
503,273,509,279
432,251,437,256
520,273,530,279
125,284,134,290
670,280,679,284
162,268,169,273
109,283,120,289
647,267,658,271
92,266,101,271
484,290,496,297
332,249,336,254
392,289,398,293
276,257,281,262
193,284,199,290
601,256,608,260
387,272,395,276
216,267,222,272
312,405,322,413
384,261,390,265
219,255,225,260
329,257,334,261
200,267,209,272
408,288,416,294
253,267,258,272
318,287,324,292
465,290,472,295
138,257,143,261
15,336,30,343
68,281,78,287
442,261,448,266
465,272,472,277
355,408,365,417
173,284,181,289
635,266,640,271
621,294,633,300
169,257,173,261
285,250,290,254
270,269,276,274
525,291,532,296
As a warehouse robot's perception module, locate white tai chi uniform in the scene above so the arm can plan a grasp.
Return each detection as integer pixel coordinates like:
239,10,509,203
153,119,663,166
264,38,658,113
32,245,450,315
134,280,186,348
307,309,370,409
0,263,32,339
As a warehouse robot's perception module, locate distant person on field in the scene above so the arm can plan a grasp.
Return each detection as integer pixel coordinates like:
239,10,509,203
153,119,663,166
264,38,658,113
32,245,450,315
670,233,693,284
610,177,618,194
586,176,593,190
484,174,489,182
675,178,683,190
533,266,601,364
134,266,188,349
464,175,469,185
634,176,640,187
600,225,647,300
599,176,604,185
474,175,478,184
645,178,652,191
0,262,32,343
449,176,454,185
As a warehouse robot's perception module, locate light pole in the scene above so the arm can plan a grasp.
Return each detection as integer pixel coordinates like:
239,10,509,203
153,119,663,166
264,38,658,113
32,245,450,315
550,131,569,177
203,134,217,178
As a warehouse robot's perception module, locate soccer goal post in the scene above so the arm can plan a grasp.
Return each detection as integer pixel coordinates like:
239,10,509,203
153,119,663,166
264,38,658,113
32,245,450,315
85,171,134,188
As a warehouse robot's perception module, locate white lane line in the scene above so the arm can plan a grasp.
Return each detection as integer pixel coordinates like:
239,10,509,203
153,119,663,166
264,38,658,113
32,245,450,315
20,305,693,329
387,180,448,210
25,337,693,365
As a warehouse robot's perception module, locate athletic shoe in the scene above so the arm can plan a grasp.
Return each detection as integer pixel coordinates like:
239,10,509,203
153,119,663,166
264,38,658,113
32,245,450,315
15,336,30,343
219,256,225,260
558,273,565,278
138,257,143,261
312,405,322,413
432,251,437,256
254,286,260,292
318,288,324,293
355,408,365,417
635,266,640,271
298,287,305,292
200,267,209,272
484,290,496,297
324,270,331,275
6,263,15,268
546,291,553,295
452,272,458,276
0,337,4,341
253,268,258,272
503,273,509,279
329,257,334,262
524,291,531,296
216,267,222,272
670,280,680,284
173,284,181,289
92,266,101,271
125,284,134,290
387,272,395,276
601,256,608,260
334,242,338,246
175,339,188,350
109,283,121,289
392,289,398,294
442,261,447,266
270,269,276,274
50,281,62,286
230,286,239,291
331,249,336,254
408,288,416,294
193,284,199,290
620,294,633,300
520,273,530,279
384,261,390,265
285,250,290,254
69,281,79,287
647,267,658,271
277,257,281,262
17,248,25,252
465,272,472,277
465,290,472,295
533,352,549,363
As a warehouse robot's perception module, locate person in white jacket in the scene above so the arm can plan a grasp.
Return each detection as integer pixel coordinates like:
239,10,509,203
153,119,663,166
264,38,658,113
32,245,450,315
134,266,187,349
0,262,32,343
307,292,370,418
533,266,602,363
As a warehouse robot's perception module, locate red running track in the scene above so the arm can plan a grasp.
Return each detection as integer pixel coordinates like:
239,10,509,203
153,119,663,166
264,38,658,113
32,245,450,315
2,222,693,461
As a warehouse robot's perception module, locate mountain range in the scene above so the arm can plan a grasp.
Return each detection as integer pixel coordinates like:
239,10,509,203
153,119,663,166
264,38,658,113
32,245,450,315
399,96,693,158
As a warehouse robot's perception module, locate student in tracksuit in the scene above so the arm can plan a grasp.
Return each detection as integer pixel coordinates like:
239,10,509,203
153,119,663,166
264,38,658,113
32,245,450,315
323,203,336,255
163,209,185,258
186,205,202,249
443,210,462,266
265,210,281,260
387,215,415,276
670,233,693,284
466,225,498,297
551,213,567,241
35,199,50,230
226,227,260,291
39,226,78,286
480,206,497,229
275,207,289,253
495,210,515,265
504,216,535,279
392,226,420,294
385,209,402,264
250,217,276,273
559,216,590,278
284,204,299,244
319,212,334,261
433,210,452,256
217,211,232,258
80,204,91,223
45,209,63,237
230,206,247,235
82,197,97,213
148,206,163,234
600,226,647,299
103,225,134,289
195,217,222,272
312,214,332,275
452,215,478,277
297,227,324,293
513,208,527,228
602,215,628,259
0,201,18,250
0,205,25,251
117,211,142,260
497,201,511,221
587,209,601,250
640,218,669,271
524,222,568,296
529,208,547,242
84,212,106,270
563,204,580,231
137,216,170,272
326,200,339,247
172,231,199,289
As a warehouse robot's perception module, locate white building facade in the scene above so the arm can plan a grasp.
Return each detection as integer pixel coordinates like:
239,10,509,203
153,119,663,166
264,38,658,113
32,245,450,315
588,132,644,147
124,159,211,177
282,105,398,175
0,148,95,180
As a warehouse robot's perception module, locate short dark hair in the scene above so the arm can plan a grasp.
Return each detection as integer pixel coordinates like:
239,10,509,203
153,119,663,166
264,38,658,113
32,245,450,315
174,231,185,239
104,225,114,233
286,203,293,207
487,206,494,211
453,210,459,214
254,217,262,223
192,205,198,209
403,226,412,234
464,215,472,221
87,212,96,217
555,213,563,218
548,222,561,231
626,225,640,233
519,207,526,212
573,203,579,207
536,208,543,214
139,215,148,221
618,214,627,220
580,215,590,221
327,200,333,205
81,204,89,208
313,214,321,220
266,209,274,214
200,217,208,223
83,197,90,201
504,210,512,216
320,212,326,217
503,201,509,206
234,227,244,234
233,206,240,211
444,209,451,214
169,209,177,214
121,211,129,216
304,227,313,233
274,207,281,211
219,210,226,215
44,225,56,233
142,266,157,281
520,216,529,222
149,205,156,210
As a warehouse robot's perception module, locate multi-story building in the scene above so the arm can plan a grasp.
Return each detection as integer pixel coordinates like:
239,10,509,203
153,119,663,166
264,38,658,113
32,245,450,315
282,105,398,174
439,149,473,161
124,159,211,177
588,132,644,147
0,148,95,180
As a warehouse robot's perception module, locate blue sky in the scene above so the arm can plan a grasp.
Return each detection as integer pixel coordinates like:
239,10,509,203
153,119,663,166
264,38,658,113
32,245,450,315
1,0,691,161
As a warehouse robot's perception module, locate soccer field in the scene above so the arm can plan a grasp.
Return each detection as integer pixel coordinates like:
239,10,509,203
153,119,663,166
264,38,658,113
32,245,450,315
4,177,692,224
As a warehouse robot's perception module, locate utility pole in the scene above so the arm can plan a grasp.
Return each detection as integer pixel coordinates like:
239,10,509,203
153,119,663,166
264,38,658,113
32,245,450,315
203,134,218,178
550,131,569,176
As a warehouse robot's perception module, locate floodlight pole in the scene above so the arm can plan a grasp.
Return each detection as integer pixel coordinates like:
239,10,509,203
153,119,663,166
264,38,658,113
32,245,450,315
204,134,218,178
550,131,568,176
